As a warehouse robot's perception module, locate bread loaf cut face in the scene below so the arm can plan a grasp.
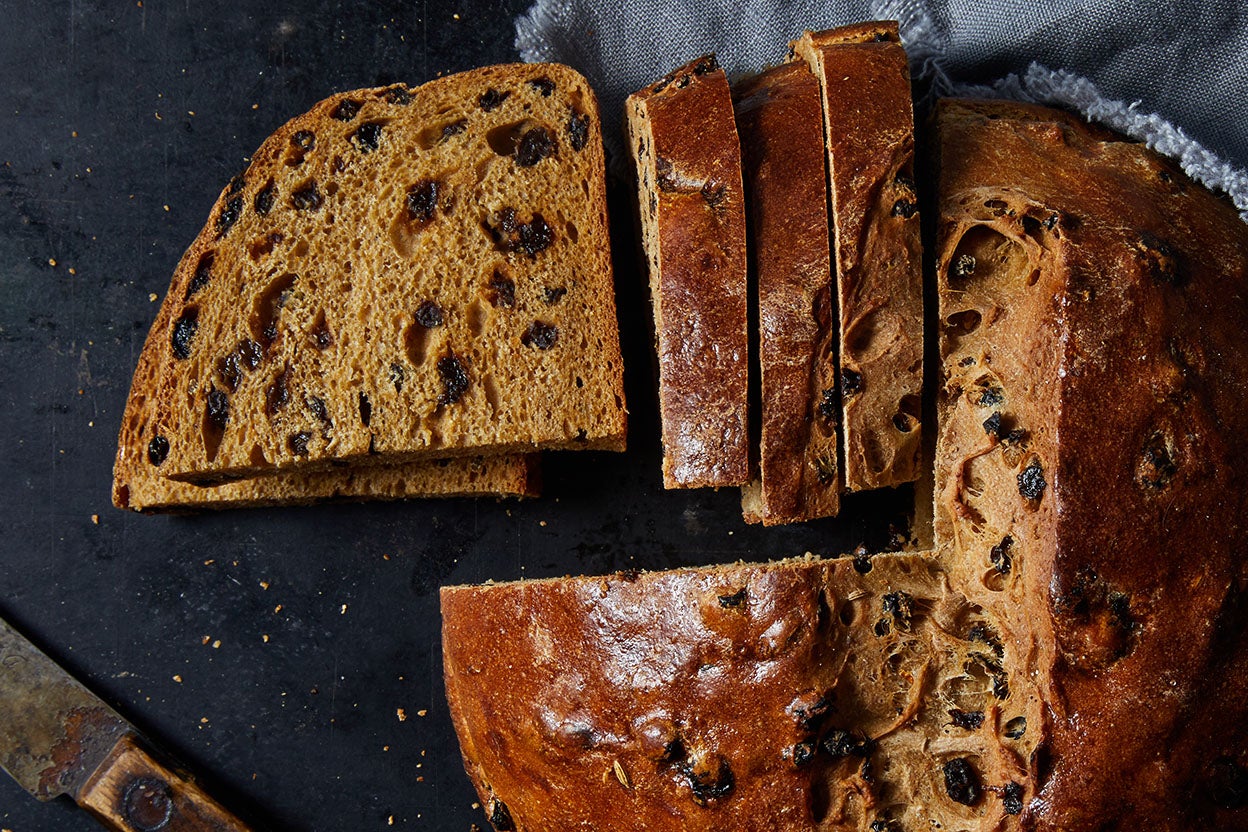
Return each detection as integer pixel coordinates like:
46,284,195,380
124,64,625,487
626,56,750,489
935,98,1248,831
735,63,839,525
444,555,1031,831
792,22,924,493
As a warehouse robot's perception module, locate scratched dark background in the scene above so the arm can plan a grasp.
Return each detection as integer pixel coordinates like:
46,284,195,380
0,1,910,829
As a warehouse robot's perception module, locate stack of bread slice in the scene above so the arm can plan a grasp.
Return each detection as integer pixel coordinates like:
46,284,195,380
627,22,923,525
444,24,1248,832
113,64,626,511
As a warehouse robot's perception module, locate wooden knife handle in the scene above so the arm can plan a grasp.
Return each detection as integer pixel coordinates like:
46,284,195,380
77,734,252,832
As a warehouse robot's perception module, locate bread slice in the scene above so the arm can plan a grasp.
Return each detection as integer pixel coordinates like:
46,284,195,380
443,554,1025,831
734,63,838,525
792,22,923,492
934,98,1248,830
128,64,626,486
626,56,750,489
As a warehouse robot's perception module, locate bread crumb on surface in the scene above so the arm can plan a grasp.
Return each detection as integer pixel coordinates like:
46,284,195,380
172,674,182,683
90,514,99,524
397,708,407,722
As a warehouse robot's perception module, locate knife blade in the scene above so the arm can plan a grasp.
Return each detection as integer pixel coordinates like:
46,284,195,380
0,615,253,831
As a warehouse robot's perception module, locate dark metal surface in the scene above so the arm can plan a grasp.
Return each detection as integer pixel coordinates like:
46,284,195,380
0,1,908,829
0,617,130,801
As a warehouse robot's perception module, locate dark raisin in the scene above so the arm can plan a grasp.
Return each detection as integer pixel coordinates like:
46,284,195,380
815,455,837,485
655,156,677,191
521,321,558,350
389,362,405,393
992,674,1010,699
982,411,1003,437
147,435,170,466
990,535,1014,575
1137,431,1176,489
515,127,557,167
892,199,917,218
487,270,515,308
358,391,372,426
290,181,323,211
1002,781,1024,815
1004,427,1027,445
816,390,838,423
870,821,899,832
881,591,913,630
892,412,915,432
1017,459,1046,501
353,121,384,153
406,179,440,223
792,693,833,731
479,88,509,111
239,338,262,369
227,173,246,195
415,301,444,328
217,351,243,392
968,623,1005,657
487,797,514,830
171,309,198,359
852,545,872,574
692,54,718,74
680,755,734,804
1044,212,1060,230
948,709,986,730
291,130,315,151
216,196,242,237
205,388,230,430
288,432,311,455
332,99,361,121
384,85,412,105
821,730,873,758
567,108,590,151
310,320,333,350
254,182,276,215
440,119,467,141
542,286,567,305
1004,716,1026,739
977,386,1003,407
1208,756,1248,809
943,758,980,806
701,181,726,208
873,618,891,637
717,588,746,608
515,214,553,256
528,77,555,96
790,741,816,767
841,368,863,396
959,356,976,366
306,396,330,424
266,370,290,415
1108,591,1135,632
437,352,469,405
186,252,214,301
953,254,976,279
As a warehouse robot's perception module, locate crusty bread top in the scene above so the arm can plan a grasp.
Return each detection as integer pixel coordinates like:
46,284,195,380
935,98,1248,830
626,56,750,489
127,63,625,485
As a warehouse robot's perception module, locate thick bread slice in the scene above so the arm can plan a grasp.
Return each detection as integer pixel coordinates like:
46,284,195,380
114,260,539,511
935,99,1248,830
444,554,1029,831
626,56,750,489
792,22,923,492
133,64,625,486
734,63,839,525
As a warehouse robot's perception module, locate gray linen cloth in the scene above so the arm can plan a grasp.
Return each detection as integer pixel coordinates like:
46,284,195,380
515,0,1248,219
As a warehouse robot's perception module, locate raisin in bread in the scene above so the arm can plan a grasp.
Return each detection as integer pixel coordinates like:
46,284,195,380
626,56,750,489
125,64,625,486
792,22,923,492
734,63,839,525
934,98,1248,830
444,554,1033,831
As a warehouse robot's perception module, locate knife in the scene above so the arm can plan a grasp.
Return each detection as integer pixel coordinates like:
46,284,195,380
0,615,252,831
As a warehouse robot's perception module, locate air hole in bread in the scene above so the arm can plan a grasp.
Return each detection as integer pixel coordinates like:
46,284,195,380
950,225,1027,287
201,387,228,462
466,299,488,336
250,273,298,347
249,443,267,466
485,120,533,157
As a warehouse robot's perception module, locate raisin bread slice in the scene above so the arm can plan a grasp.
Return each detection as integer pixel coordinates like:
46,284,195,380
444,554,1029,831
113,272,538,511
792,22,923,492
734,63,839,525
132,64,626,486
933,99,1248,830
626,56,750,489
